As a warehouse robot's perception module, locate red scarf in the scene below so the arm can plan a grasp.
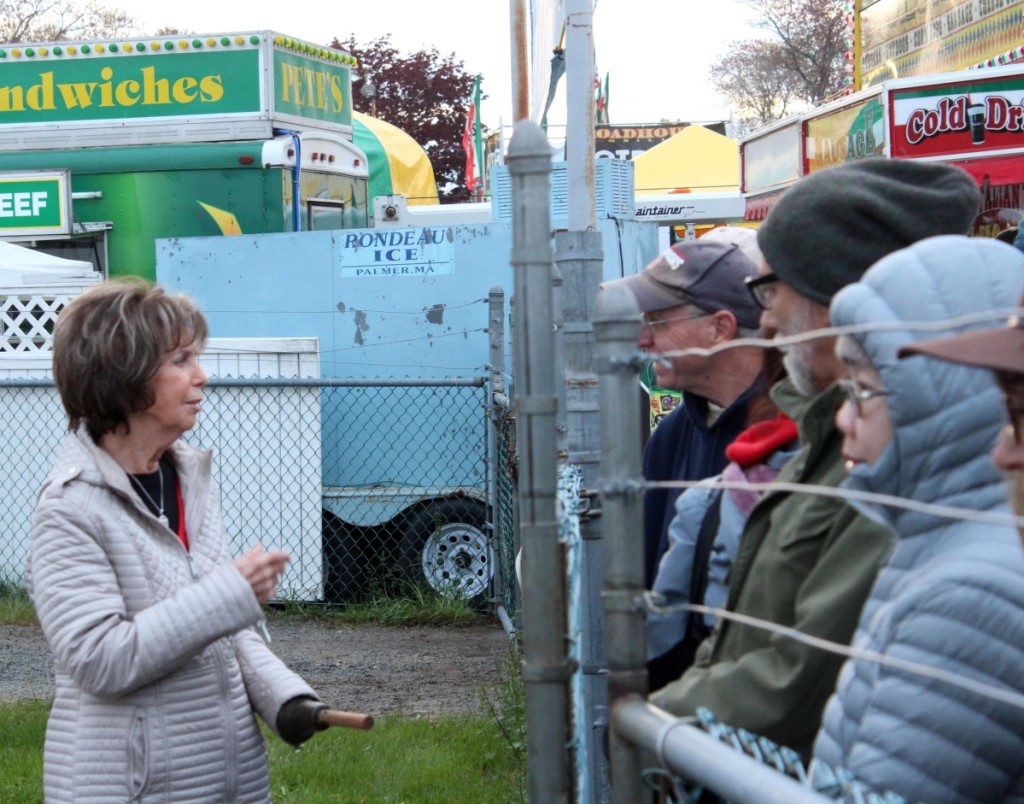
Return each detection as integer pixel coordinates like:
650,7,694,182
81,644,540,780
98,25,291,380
725,412,799,468
174,479,189,551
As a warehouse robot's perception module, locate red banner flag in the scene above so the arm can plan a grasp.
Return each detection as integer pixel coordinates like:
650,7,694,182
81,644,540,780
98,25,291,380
463,76,482,192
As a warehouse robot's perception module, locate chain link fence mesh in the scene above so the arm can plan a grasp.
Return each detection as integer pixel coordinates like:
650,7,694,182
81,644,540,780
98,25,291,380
1,378,494,606
493,398,520,621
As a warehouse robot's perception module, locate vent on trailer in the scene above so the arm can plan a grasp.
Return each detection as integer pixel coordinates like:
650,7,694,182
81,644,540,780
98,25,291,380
490,159,635,223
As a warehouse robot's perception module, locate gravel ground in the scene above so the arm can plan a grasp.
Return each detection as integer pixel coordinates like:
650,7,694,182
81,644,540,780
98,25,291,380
0,613,514,719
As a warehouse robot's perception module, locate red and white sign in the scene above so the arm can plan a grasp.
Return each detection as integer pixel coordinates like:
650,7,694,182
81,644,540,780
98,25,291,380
890,73,1024,157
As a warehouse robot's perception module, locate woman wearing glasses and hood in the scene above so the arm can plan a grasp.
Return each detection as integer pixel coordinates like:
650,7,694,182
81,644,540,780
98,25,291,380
813,235,1024,801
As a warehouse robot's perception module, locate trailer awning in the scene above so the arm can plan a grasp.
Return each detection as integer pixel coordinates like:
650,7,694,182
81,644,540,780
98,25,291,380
948,154,1023,188
744,189,788,221
352,112,439,206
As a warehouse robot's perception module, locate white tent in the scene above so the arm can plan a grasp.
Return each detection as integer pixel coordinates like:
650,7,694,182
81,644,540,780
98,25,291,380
0,240,97,287
0,241,101,362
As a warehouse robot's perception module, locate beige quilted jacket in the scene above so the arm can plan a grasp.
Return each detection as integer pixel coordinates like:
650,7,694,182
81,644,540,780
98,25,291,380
27,427,317,802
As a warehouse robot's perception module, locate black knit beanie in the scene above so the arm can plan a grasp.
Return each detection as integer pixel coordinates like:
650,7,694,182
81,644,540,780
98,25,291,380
757,159,981,306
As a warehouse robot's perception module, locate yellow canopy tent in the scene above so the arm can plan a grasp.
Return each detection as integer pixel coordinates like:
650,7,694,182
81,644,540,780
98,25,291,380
352,111,439,205
632,125,740,195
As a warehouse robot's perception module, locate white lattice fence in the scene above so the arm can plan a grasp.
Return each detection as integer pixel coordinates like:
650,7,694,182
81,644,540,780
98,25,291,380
1,275,101,354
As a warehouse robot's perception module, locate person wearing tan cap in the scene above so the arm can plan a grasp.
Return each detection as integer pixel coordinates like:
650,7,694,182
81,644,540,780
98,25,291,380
813,234,1024,800
599,239,765,601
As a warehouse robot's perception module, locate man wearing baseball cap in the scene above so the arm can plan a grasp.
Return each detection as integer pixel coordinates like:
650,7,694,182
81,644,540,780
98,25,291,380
600,239,764,601
900,293,1024,543
651,158,983,758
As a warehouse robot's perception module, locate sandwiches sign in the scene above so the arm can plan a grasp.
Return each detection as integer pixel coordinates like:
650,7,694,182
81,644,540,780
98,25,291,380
0,33,352,130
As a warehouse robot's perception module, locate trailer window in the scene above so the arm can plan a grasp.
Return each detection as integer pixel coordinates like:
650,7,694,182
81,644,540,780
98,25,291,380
308,198,345,231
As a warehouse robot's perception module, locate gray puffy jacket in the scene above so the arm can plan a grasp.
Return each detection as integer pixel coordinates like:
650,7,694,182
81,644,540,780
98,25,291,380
28,428,317,802
816,235,1024,802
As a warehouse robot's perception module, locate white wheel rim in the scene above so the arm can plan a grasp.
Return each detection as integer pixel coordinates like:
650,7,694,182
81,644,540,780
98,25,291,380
420,521,493,599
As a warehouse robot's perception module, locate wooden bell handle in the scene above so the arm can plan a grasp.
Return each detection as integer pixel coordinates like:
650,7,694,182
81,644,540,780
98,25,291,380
318,708,375,730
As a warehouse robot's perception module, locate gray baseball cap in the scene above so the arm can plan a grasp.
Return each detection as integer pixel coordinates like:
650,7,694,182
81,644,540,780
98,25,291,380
601,239,761,328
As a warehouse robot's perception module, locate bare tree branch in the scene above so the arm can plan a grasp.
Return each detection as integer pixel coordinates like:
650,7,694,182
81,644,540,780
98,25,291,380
0,0,137,42
711,0,847,128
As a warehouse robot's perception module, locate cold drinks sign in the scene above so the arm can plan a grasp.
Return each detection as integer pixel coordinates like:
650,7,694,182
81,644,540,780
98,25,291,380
890,73,1024,157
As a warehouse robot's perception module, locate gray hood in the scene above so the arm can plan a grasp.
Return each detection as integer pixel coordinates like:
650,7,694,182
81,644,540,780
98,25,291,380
829,234,1024,535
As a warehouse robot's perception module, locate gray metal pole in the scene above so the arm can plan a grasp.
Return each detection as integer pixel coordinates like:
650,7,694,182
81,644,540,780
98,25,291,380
564,0,596,231
555,228,608,803
488,286,508,615
488,286,507,400
509,0,529,122
612,698,831,804
508,119,572,804
593,282,646,804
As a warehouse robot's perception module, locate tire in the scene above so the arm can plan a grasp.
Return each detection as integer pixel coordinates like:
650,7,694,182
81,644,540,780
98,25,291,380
398,499,493,605
322,510,368,605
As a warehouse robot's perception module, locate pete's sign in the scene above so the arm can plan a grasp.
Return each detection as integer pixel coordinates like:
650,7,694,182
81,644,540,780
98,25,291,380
891,76,1024,157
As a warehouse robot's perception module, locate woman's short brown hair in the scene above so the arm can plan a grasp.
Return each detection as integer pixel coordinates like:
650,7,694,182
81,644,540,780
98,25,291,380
52,278,208,438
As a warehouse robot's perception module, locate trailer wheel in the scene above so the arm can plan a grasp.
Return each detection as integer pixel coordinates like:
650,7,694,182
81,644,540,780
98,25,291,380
399,500,492,605
322,510,367,605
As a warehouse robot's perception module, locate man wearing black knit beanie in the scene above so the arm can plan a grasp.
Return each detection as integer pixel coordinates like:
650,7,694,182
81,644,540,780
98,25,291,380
651,157,981,760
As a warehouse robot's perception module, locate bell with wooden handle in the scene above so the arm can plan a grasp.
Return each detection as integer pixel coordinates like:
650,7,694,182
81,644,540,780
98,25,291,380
318,708,375,730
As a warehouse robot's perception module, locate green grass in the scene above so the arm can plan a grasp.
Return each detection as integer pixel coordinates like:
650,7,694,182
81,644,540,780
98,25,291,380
0,649,526,804
0,583,526,801
267,712,524,802
0,699,47,802
2,580,485,629
0,577,528,802
0,582,36,626
272,581,487,628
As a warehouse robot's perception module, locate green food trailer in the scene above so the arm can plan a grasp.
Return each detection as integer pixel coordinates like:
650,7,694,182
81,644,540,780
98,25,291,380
0,31,376,278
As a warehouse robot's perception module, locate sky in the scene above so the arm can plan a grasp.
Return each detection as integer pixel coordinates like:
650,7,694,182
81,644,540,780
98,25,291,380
105,0,765,132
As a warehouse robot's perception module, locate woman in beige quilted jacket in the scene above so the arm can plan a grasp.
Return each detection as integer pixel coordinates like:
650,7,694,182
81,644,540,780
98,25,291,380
28,278,329,803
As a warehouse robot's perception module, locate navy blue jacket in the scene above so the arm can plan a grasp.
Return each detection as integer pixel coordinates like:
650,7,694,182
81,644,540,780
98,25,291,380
642,383,760,588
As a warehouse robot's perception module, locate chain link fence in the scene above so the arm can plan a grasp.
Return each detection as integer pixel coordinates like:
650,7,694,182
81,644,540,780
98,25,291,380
493,394,520,622
0,377,494,606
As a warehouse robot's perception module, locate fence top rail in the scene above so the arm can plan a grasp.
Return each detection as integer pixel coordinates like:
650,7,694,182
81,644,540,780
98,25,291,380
0,377,488,389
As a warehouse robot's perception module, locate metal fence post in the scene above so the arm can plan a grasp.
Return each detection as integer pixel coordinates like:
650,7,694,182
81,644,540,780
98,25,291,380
593,282,646,804
555,228,608,803
488,286,512,621
488,286,506,402
508,119,573,804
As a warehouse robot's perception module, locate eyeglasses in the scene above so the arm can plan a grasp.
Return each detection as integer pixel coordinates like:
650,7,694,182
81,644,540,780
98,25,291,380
744,273,779,311
1004,395,1024,445
997,373,1024,445
641,309,712,339
839,378,889,416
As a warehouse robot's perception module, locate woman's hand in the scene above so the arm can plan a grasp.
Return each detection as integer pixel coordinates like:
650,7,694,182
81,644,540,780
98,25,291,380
232,545,291,603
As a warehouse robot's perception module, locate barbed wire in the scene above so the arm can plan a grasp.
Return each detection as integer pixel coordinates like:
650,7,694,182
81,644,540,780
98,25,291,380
644,307,1024,361
200,297,488,317
643,594,1024,713
645,478,1024,529
322,326,491,353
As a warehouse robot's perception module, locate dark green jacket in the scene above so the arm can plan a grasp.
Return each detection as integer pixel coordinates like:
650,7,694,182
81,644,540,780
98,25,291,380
649,379,892,758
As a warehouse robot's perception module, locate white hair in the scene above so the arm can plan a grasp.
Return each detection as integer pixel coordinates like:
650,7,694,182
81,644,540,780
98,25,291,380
701,226,762,267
